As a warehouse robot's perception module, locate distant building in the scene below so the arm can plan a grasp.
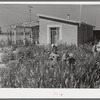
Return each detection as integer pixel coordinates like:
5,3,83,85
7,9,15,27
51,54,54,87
5,14,94,45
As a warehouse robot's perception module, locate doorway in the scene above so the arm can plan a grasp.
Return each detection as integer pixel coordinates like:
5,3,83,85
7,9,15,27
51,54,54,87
50,27,59,44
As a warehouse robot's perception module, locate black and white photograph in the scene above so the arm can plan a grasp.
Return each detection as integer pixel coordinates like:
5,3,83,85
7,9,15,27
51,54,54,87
0,4,100,89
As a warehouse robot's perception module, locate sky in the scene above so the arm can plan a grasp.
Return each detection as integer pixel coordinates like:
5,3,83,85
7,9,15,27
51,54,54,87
0,4,100,32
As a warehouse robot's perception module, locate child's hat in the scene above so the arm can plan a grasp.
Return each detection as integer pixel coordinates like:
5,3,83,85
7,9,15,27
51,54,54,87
69,53,74,57
51,44,57,47
51,44,54,47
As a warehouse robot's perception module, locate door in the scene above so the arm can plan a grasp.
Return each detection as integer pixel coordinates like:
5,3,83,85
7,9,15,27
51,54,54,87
50,27,59,44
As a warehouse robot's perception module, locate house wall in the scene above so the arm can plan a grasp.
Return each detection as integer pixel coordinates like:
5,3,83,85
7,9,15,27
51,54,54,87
78,26,83,44
78,24,93,44
39,18,78,45
93,30,100,41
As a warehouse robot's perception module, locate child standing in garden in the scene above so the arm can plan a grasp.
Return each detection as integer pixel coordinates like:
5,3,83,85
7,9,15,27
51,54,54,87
92,40,100,57
68,53,76,70
49,44,60,78
49,44,59,68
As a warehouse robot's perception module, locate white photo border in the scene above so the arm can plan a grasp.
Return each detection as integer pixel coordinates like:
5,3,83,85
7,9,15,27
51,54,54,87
0,1,100,98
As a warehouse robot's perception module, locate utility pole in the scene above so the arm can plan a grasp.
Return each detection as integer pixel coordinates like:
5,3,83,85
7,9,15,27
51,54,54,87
28,6,33,22
28,6,33,44
79,4,82,27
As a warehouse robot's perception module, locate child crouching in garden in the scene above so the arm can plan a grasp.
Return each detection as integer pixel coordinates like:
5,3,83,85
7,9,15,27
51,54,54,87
62,51,76,72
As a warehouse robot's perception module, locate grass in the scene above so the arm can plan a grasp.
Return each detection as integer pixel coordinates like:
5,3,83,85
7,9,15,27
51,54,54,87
1,42,100,88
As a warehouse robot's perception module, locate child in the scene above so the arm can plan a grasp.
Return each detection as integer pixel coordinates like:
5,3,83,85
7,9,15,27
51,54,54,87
51,44,58,54
49,44,59,68
49,44,60,78
67,53,76,71
62,51,76,70
92,40,100,57
96,40,100,53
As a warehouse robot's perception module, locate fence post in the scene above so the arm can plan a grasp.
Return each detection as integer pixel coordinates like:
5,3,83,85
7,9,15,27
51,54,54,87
14,25,17,44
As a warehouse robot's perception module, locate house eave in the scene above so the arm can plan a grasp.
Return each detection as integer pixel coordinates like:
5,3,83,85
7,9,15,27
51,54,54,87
37,14,79,26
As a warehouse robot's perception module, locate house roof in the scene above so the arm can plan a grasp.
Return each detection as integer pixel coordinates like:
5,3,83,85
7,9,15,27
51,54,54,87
15,20,39,28
37,14,94,27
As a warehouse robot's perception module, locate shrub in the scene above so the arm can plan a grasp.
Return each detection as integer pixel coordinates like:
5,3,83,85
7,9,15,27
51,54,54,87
0,40,7,48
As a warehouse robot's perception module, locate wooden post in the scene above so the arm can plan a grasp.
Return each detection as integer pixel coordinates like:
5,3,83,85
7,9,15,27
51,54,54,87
23,27,26,45
14,25,17,44
7,29,9,46
10,25,12,46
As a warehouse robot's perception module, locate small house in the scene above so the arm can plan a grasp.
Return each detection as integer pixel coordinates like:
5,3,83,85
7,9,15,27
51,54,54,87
37,14,93,45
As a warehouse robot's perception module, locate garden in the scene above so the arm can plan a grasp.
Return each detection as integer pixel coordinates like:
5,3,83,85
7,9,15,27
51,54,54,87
0,40,100,88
